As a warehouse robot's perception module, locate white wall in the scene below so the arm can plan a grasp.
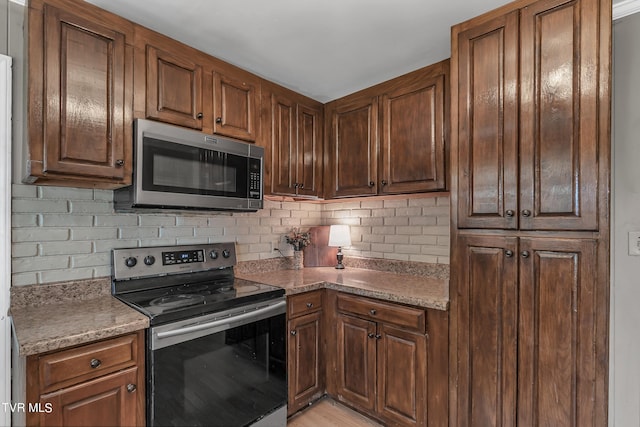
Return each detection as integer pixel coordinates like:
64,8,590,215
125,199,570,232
610,11,640,427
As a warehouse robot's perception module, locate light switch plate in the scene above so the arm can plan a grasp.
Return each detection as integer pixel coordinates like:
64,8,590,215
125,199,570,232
629,232,640,256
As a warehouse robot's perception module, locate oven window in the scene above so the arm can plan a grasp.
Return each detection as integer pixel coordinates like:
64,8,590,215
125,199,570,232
149,314,287,426
142,137,248,198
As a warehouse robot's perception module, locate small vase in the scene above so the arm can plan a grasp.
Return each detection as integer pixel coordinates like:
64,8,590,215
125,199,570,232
292,250,304,270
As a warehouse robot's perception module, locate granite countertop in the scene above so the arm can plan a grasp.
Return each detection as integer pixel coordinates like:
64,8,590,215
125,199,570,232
10,278,149,357
236,267,449,311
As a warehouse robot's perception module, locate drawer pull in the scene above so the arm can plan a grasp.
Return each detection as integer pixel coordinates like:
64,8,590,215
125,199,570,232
306,303,313,308
90,358,101,369
127,384,137,393
370,309,377,315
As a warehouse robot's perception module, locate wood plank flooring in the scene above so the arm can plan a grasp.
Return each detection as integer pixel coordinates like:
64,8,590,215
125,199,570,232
287,398,382,427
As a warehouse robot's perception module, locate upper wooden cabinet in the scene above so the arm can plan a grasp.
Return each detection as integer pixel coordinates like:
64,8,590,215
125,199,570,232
325,60,449,199
213,71,260,142
266,85,323,198
26,0,134,188
455,0,605,231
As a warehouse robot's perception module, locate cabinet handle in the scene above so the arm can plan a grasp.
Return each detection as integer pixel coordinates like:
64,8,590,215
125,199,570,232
522,209,532,217
381,180,388,186
521,251,530,258
368,181,375,187
115,159,124,167
290,330,297,336
306,302,313,308
375,334,382,340
369,309,376,315
505,209,514,217
368,333,375,339
298,183,304,189
505,249,514,258
126,384,137,393
196,112,203,119
90,358,101,369
216,117,222,124
293,183,299,188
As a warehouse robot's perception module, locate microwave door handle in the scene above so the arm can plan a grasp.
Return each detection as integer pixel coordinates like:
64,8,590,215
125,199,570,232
155,300,286,340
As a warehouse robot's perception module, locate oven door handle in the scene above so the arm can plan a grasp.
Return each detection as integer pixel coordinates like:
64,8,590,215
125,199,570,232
155,300,286,340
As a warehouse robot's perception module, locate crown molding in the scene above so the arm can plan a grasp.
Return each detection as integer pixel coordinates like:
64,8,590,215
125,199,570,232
614,0,640,20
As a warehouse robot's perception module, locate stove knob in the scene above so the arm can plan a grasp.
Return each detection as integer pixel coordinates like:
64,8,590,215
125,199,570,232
125,257,137,268
144,255,156,266
222,249,231,258
209,250,219,260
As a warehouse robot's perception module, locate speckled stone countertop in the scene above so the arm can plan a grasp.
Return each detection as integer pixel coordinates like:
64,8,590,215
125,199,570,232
236,267,449,311
11,278,149,357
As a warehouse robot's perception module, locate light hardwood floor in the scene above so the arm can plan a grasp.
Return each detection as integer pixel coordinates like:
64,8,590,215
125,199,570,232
287,399,382,427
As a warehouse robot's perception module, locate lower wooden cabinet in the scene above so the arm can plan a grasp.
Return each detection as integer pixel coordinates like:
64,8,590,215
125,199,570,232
26,331,145,427
287,291,325,415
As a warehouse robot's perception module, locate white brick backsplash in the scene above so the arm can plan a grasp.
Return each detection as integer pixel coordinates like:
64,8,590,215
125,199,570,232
10,184,451,286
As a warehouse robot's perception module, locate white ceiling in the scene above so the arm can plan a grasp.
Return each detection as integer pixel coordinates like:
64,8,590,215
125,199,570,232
85,0,622,103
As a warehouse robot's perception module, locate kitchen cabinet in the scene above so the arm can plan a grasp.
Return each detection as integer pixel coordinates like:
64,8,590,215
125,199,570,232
266,84,323,197
449,0,611,425
26,0,134,188
26,331,145,426
325,60,448,198
287,290,325,415
213,70,260,142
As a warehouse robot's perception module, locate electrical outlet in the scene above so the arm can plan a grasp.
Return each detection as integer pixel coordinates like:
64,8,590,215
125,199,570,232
629,232,640,256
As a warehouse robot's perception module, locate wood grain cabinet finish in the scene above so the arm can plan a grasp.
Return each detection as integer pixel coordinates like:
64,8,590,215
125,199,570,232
213,71,260,142
287,291,325,415
26,0,134,188
26,331,145,427
325,61,449,199
456,0,603,231
267,86,323,197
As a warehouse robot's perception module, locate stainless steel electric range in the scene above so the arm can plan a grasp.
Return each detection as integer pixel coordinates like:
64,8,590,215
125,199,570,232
112,242,287,427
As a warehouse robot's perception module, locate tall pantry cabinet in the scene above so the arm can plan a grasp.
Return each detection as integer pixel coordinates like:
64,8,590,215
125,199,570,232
449,0,611,425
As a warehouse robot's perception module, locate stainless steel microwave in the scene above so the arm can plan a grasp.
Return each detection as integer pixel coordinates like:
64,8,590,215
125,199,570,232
114,119,263,212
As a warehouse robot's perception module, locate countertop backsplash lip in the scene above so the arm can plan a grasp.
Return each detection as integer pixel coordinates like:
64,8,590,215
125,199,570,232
9,276,112,309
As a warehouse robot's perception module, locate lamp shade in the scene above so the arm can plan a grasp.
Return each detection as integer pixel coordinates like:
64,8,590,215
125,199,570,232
328,225,351,247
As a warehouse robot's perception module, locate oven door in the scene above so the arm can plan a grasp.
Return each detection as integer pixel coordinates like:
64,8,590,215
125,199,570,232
148,299,287,427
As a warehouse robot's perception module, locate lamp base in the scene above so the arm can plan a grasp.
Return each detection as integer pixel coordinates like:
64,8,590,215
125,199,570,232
334,246,345,269
335,263,345,269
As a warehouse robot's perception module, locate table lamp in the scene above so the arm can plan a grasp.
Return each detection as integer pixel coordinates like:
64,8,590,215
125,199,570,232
328,225,351,269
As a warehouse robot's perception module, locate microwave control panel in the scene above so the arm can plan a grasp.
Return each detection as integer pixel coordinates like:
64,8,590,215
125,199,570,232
248,158,262,199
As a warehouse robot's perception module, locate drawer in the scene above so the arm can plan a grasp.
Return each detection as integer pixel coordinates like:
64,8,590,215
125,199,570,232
38,333,139,393
288,290,323,318
336,293,426,333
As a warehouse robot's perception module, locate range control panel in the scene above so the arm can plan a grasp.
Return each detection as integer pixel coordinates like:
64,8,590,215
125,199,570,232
112,242,237,280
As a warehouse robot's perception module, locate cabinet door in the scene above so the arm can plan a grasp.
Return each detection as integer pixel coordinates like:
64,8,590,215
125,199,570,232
288,311,324,415
271,93,296,195
336,314,377,411
295,103,323,197
380,72,446,194
39,367,139,427
455,234,518,427
519,0,600,231
377,324,427,426
146,45,203,130
456,12,519,229
517,237,598,426
327,97,378,198
213,72,259,141
39,5,129,181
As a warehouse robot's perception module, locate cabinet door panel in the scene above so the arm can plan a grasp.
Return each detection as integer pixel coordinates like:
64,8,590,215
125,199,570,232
457,12,519,229
336,314,376,411
380,74,446,194
455,234,518,427
328,97,378,198
518,238,597,426
288,312,324,414
43,6,126,180
213,73,258,141
296,103,322,197
146,45,203,129
519,0,599,230
377,324,426,426
271,94,296,195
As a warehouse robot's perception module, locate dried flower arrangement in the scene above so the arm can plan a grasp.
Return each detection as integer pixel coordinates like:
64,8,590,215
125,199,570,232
285,228,311,251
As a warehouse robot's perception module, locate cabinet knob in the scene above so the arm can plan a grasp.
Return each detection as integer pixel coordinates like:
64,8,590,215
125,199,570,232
293,183,299,188
306,302,313,308
368,333,375,339
298,183,304,189
381,180,388,186
126,384,137,393
521,251,530,258
370,309,377,315
375,334,382,340
505,209,515,217
115,159,124,167
522,209,532,217
368,181,375,187
216,117,222,124
505,249,514,258
196,112,203,119
90,358,101,369
290,330,297,336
